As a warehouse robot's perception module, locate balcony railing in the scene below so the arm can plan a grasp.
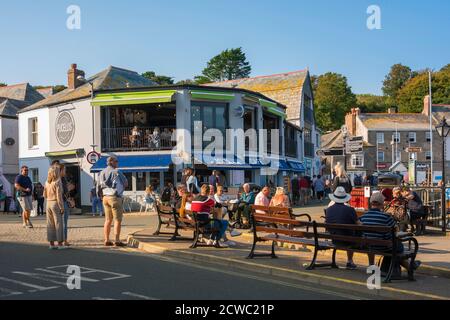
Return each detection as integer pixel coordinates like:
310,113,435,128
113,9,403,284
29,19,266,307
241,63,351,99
304,141,315,158
101,127,176,152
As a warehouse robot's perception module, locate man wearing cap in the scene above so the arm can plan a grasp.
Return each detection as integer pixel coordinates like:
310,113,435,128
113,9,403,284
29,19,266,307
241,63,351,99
98,156,128,247
325,186,359,270
360,192,421,271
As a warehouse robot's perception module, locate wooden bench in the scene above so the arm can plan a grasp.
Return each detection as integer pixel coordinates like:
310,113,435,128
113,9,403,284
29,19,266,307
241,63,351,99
250,205,312,224
154,204,224,248
249,214,419,283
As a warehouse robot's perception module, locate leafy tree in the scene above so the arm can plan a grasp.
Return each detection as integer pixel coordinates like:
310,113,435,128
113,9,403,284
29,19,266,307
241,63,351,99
0,83,7,87
382,64,414,105
313,72,357,131
141,71,174,85
33,85,67,94
397,66,450,113
176,79,197,85
356,94,388,113
195,47,251,83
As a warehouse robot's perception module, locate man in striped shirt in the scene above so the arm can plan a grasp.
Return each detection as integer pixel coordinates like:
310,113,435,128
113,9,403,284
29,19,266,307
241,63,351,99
360,192,420,271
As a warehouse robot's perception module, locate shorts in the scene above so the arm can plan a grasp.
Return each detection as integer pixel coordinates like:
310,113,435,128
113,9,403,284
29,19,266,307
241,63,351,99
18,195,33,211
103,196,124,222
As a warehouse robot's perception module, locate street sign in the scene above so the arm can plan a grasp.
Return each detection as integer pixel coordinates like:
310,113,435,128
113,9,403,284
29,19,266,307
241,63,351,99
345,136,363,154
405,147,422,153
87,151,101,164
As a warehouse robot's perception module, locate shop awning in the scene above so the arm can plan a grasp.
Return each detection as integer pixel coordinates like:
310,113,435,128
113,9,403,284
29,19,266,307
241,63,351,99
45,149,85,158
90,154,173,173
288,161,306,172
190,90,235,102
194,154,264,170
278,159,291,171
260,99,286,118
91,90,177,107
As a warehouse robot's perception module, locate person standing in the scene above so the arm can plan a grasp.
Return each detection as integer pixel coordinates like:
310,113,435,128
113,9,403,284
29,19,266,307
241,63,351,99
99,156,128,247
59,164,71,247
313,175,325,203
186,168,200,195
15,166,34,228
291,175,299,206
44,166,66,249
332,164,353,193
33,182,45,216
90,183,103,217
299,176,309,206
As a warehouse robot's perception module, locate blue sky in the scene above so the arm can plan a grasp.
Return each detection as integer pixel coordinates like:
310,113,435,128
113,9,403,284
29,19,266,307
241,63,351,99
0,0,449,94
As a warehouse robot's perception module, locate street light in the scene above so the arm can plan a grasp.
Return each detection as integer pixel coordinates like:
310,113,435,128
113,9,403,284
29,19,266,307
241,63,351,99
435,117,450,232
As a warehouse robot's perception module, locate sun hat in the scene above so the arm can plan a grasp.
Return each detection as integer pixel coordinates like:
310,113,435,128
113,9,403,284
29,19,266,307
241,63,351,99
329,186,351,203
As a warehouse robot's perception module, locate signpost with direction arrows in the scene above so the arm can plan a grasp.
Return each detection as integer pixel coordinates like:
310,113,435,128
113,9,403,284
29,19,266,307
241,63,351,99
345,136,364,154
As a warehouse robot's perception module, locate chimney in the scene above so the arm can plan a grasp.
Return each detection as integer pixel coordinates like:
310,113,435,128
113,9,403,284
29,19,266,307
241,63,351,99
345,107,360,136
387,107,398,114
67,63,85,90
423,95,430,116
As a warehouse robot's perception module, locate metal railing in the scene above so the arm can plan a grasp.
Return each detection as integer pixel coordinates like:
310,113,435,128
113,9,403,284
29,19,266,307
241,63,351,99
101,127,176,152
304,142,315,158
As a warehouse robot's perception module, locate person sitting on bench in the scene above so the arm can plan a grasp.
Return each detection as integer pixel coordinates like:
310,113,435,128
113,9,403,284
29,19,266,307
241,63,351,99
325,187,359,270
360,192,421,272
191,184,229,248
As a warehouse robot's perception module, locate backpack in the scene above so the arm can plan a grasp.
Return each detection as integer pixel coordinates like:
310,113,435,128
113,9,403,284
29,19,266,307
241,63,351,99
161,187,171,202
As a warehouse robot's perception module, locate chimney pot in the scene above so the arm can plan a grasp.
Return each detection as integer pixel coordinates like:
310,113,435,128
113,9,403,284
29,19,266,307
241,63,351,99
67,64,85,90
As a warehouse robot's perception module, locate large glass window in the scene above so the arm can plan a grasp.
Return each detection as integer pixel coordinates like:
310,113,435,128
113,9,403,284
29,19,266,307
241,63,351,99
376,132,384,144
191,101,228,150
124,172,133,191
136,172,147,191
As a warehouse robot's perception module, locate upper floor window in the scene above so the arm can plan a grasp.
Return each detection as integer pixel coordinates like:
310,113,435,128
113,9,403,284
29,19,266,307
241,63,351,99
377,151,385,162
303,94,313,124
425,151,432,160
426,131,432,142
29,168,39,184
351,154,364,168
191,101,227,150
28,118,38,148
408,132,416,143
376,132,384,144
392,132,400,143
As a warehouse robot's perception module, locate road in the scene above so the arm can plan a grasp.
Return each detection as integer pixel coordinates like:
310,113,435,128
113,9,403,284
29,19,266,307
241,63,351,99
0,241,370,300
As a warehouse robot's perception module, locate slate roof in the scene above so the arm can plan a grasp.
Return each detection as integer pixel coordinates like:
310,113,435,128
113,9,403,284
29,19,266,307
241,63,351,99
19,66,157,113
206,70,309,121
358,113,436,131
320,129,373,151
431,104,450,123
0,83,44,104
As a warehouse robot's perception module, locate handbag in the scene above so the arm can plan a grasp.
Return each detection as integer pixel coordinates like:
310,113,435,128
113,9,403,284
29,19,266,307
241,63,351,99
30,201,38,217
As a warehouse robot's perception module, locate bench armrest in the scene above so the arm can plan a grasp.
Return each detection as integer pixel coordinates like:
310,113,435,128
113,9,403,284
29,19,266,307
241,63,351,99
396,231,414,239
291,213,312,222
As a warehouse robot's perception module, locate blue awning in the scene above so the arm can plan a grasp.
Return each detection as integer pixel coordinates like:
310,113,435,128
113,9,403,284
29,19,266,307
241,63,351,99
288,161,306,172
193,154,267,170
278,159,291,171
90,154,173,173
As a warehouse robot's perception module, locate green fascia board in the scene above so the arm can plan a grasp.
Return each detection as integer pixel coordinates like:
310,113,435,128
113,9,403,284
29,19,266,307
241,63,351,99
259,98,278,109
45,149,85,157
190,90,235,101
91,90,177,106
265,106,286,118
243,94,260,104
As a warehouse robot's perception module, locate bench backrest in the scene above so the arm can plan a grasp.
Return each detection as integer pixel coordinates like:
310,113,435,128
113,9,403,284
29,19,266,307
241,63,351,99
252,213,316,239
157,204,175,216
314,222,396,248
251,205,291,219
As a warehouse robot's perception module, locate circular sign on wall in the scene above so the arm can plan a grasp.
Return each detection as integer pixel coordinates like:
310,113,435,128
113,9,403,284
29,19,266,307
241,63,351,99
87,151,101,165
55,111,75,147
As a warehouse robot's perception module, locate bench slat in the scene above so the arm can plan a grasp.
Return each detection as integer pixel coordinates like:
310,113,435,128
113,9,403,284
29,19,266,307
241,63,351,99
253,214,312,226
255,226,315,238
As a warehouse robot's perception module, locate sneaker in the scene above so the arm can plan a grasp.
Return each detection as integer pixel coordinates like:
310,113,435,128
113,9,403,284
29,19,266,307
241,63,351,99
214,240,229,248
346,262,357,270
223,240,236,246
49,245,58,250
26,222,33,229
206,239,214,246
57,245,69,250
229,229,242,237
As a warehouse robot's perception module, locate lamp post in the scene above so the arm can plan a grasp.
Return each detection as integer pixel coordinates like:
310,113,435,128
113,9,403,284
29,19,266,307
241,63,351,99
435,117,450,232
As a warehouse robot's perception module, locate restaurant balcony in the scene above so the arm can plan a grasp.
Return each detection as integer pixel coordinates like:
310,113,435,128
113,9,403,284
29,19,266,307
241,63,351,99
101,127,176,152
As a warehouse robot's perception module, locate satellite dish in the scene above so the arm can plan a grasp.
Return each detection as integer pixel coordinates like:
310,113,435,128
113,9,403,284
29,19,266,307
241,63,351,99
234,105,245,118
5,138,15,146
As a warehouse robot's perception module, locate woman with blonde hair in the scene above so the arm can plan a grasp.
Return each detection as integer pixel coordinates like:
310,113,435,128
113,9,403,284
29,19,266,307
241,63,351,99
332,163,353,193
44,166,66,249
179,192,193,219
269,187,290,208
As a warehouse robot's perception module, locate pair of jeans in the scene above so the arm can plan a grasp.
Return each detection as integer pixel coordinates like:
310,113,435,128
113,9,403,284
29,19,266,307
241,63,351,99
92,197,103,215
37,198,45,215
197,214,228,241
63,201,70,241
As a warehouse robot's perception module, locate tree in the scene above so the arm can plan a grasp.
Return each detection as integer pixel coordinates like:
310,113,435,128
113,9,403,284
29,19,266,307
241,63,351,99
313,72,357,131
382,64,414,105
0,83,7,87
175,79,197,85
397,66,450,113
195,47,251,83
356,94,388,113
33,85,67,94
141,71,174,85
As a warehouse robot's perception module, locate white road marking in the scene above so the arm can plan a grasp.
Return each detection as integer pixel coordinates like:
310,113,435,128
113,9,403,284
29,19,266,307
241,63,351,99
0,287,22,297
92,297,117,300
121,291,159,300
0,276,58,291
12,271,68,286
35,268,99,282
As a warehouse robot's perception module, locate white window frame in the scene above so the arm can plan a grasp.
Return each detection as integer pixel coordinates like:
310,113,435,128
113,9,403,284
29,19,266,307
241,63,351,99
351,154,364,168
29,168,39,184
392,132,400,143
28,117,39,148
409,152,417,161
376,132,384,144
425,151,432,160
426,131,432,142
408,132,417,143
377,151,385,162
